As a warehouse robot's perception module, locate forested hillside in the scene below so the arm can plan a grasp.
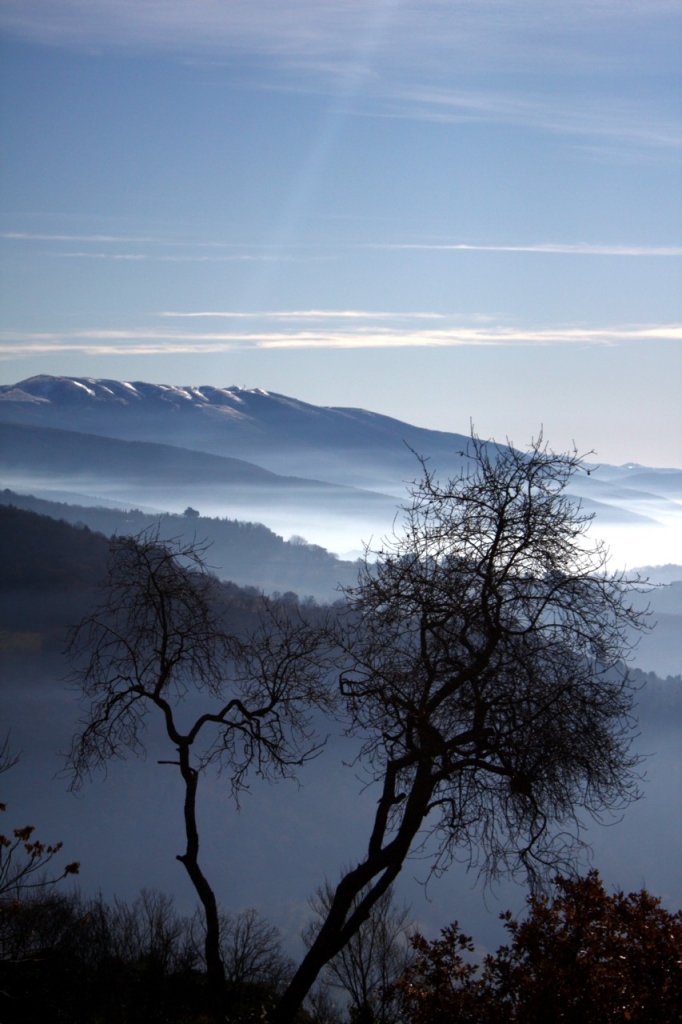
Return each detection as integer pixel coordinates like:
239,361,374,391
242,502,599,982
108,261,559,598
0,504,334,681
0,490,361,600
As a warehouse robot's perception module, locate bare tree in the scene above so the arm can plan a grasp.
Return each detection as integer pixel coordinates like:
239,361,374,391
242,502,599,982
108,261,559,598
106,888,190,974
67,528,332,1014
306,885,414,1024
273,435,648,1022
305,979,345,1024
189,905,293,991
220,907,293,991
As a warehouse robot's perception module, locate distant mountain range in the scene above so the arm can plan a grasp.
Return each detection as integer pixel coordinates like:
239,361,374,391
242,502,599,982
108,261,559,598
0,419,393,502
1,374,681,538
0,374,478,492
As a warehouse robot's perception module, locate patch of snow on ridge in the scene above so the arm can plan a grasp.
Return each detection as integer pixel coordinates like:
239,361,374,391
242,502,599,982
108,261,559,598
71,380,96,396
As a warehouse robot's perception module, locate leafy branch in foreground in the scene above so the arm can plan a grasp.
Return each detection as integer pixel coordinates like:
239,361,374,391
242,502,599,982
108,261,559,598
0,816,80,901
0,734,79,901
397,872,682,1024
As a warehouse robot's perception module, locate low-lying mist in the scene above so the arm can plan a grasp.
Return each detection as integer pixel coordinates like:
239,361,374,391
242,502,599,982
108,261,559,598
2,661,680,960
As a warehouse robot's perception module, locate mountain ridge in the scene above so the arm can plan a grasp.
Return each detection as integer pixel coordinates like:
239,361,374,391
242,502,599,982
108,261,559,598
3,375,680,480
0,374,477,490
1,375,680,550
0,420,389,494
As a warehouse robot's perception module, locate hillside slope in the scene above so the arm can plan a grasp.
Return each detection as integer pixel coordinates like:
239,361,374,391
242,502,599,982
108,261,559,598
0,489,360,601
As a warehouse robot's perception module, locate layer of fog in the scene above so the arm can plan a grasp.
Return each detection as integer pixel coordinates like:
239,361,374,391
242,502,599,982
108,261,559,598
2,666,680,962
4,471,682,570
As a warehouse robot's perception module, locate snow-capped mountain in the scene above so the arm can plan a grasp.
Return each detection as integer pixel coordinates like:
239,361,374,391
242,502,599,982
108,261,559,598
0,375,476,492
1,375,681,566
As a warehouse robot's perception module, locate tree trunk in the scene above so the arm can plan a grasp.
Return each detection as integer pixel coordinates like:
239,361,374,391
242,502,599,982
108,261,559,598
272,764,434,1023
176,746,226,1019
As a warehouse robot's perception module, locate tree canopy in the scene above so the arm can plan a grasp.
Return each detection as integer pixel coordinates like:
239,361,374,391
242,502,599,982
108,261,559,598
397,872,682,1024
275,436,647,1022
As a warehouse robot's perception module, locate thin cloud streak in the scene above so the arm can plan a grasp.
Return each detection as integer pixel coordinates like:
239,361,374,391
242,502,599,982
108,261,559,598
55,252,289,263
1,232,160,243
2,232,297,257
1,2,677,73
2,322,680,358
375,243,682,257
384,87,682,152
159,310,448,320
2,233,321,263
7,233,680,260
2,232,282,250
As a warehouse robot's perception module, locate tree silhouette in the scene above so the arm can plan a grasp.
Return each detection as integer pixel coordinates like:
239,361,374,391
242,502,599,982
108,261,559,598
67,528,332,1015
274,435,647,1023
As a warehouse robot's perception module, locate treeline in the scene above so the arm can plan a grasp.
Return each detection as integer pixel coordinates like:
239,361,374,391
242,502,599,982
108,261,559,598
0,489,361,600
0,889,296,1024
2,875,681,1024
0,503,110,593
631,667,682,720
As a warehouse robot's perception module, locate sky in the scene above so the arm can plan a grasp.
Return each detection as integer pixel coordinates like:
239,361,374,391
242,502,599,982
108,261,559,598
1,0,681,467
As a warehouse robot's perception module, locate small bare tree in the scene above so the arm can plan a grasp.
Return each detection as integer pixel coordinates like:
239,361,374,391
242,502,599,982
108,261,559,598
67,528,332,1013
190,905,294,990
221,907,293,991
273,435,648,1023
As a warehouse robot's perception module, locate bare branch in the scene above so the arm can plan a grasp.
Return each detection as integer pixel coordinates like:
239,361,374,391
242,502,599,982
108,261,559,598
274,434,648,1023
66,525,334,1012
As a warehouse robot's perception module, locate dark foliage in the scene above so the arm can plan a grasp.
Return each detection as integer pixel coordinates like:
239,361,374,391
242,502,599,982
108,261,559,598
630,667,682,721
0,889,294,1024
397,872,682,1024
0,487,360,599
0,503,109,593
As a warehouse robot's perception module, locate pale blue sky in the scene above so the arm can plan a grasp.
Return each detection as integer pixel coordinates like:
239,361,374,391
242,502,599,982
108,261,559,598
1,0,680,465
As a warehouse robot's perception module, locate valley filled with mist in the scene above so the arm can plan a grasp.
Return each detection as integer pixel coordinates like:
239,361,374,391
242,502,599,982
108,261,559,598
2,375,682,565
1,374,681,976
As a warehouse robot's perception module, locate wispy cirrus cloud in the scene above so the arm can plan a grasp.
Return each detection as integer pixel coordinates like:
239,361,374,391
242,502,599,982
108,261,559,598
1,2,679,154
2,232,159,244
4,232,680,261
0,233,309,263
2,318,680,358
159,310,448,321
1,1,677,72
55,252,292,263
379,87,682,153
2,232,271,249
373,242,682,257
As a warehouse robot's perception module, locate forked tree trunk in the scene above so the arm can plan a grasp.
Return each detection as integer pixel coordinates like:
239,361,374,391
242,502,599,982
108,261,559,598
272,763,434,1024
